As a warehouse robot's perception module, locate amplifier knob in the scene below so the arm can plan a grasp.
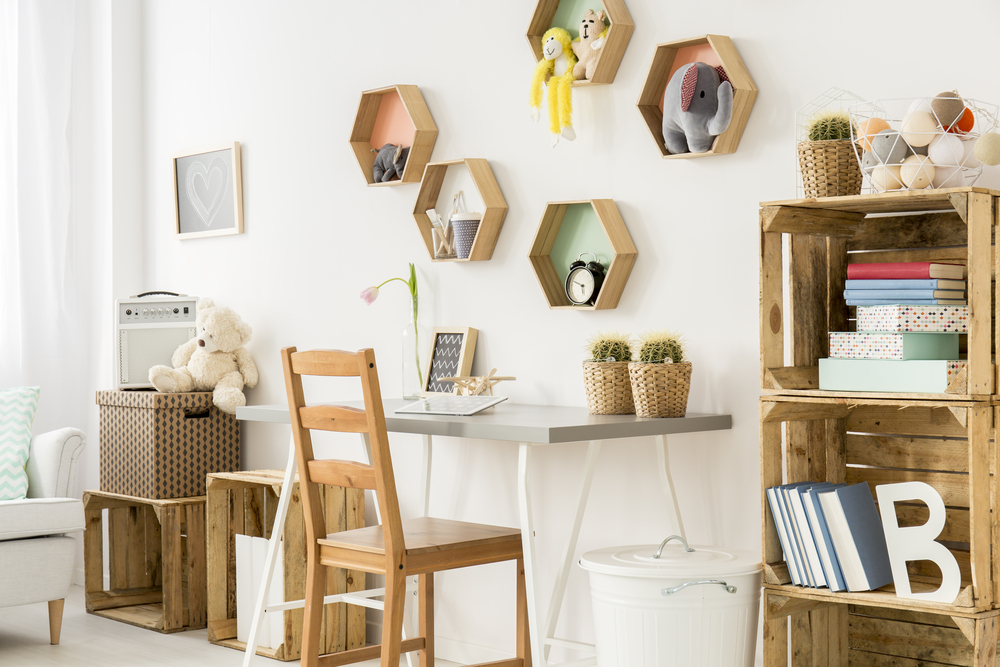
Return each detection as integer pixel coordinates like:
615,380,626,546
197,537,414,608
173,308,179,314
126,309,131,315
142,309,148,316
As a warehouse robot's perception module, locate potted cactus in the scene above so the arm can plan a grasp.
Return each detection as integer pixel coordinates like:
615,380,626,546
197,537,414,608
628,330,692,418
582,331,635,415
798,109,862,198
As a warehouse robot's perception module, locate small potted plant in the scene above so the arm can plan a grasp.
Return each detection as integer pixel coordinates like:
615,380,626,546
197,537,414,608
583,331,634,415
798,108,862,198
628,330,692,418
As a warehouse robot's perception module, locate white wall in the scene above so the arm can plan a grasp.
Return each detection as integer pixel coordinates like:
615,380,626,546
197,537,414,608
121,0,1000,661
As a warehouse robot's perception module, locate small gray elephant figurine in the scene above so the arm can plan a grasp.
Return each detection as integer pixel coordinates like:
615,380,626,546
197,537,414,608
371,143,410,183
662,62,733,154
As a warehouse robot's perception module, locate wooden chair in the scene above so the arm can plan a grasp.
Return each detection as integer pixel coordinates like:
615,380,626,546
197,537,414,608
281,347,531,667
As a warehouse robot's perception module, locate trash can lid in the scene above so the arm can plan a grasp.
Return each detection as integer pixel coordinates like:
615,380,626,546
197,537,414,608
579,538,761,579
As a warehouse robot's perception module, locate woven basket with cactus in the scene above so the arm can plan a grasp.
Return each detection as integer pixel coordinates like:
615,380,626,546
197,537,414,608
628,330,692,418
582,331,634,415
798,109,862,198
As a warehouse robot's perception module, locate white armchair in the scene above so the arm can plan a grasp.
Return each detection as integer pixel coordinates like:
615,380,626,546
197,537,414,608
0,427,86,644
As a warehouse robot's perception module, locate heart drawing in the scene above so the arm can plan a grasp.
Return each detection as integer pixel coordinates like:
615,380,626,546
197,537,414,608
185,157,230,228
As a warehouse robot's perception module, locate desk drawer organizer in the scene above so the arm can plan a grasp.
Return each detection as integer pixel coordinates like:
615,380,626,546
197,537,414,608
97,390,239,499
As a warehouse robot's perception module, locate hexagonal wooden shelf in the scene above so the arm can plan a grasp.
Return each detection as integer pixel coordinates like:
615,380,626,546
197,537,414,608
412,159,508,262
636,34,757,159
350,85,438,187
528,199,637,310
526,0,634,87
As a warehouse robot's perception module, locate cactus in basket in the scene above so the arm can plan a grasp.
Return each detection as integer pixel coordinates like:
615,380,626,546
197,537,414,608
805,109,854,142
636,330,685,364
586,330,633,363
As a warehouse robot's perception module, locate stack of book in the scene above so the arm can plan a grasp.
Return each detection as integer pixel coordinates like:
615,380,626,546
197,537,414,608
765,481,893,593
844,261,967,306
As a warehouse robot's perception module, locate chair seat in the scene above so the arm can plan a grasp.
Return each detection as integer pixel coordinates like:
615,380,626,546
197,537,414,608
318,516,522,573
0,497,85,541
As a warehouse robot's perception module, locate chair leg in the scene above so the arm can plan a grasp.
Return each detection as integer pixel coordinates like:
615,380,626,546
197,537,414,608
516,559,531,667
418,574,434,667
381,567,408,667
301,548,328,667
48,599,65,645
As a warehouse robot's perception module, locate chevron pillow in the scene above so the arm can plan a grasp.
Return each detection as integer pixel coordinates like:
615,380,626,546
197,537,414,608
0,386,40,500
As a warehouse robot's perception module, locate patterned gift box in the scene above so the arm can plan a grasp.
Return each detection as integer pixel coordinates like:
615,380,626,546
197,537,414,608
855,305,969,333
96,390,240,499
829,332,959,360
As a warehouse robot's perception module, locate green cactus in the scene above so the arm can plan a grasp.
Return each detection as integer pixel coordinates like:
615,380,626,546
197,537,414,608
806,109,854,142
586,330,633,362
636,330,685,363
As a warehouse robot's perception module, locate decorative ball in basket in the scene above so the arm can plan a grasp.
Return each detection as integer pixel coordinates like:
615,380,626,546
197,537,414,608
583,331,634,415
849,93,1000,193
628,330,692,419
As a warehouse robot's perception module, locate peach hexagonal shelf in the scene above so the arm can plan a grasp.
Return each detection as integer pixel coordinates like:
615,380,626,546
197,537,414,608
526,0,634,86
350,85,438,186
412,159,508,262
528,199,637,310
637,34,757,159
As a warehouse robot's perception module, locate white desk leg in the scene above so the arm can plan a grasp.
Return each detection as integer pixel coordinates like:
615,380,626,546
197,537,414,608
542,440,601,662
518,443,546,667
242,434,298,667
655,434,686,541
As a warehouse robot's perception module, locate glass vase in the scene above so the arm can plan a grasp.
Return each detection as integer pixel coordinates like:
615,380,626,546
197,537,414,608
402,305,427,400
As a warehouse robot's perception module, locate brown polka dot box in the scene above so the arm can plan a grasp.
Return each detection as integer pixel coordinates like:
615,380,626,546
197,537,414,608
855,305,969,333
96,390,240,499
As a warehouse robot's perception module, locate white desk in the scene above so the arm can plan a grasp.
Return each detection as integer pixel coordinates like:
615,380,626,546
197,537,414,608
236,400,732,667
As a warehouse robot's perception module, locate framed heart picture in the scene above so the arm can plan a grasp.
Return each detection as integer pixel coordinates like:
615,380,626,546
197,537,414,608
173,142,244,239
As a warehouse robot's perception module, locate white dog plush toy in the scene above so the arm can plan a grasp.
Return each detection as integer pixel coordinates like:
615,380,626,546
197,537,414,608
148,298,258,414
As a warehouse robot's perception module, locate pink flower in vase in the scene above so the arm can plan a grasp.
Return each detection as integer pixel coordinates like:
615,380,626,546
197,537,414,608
360,286,379,305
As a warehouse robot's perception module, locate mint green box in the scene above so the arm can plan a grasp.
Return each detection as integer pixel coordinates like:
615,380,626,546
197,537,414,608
819,359,966,393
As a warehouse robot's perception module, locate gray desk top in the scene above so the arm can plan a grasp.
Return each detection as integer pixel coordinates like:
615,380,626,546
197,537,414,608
237,400,732,445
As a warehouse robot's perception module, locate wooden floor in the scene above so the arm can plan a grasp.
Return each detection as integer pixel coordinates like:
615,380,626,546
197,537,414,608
0,585,440,667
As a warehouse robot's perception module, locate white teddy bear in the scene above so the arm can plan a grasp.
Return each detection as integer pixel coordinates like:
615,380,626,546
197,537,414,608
148,298,258,414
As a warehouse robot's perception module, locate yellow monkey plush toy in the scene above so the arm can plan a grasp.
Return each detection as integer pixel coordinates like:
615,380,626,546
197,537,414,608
529,27,577,147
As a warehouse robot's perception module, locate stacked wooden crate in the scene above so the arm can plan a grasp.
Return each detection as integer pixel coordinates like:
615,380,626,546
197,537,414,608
759,188,1000,666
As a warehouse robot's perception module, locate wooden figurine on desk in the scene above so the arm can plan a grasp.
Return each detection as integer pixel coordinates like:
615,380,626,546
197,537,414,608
440,368,515,396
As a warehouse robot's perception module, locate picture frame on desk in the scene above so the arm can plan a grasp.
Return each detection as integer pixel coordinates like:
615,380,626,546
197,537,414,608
423,327,478,395
173,141,244,240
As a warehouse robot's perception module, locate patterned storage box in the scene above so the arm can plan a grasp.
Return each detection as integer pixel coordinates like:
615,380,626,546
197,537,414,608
97,390,239,499
828,332,959,360
855,305,969,333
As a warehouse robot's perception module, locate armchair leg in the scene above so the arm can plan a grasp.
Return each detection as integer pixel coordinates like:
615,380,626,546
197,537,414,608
48,599,65,645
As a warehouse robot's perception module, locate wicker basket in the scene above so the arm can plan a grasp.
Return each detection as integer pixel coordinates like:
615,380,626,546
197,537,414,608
628,361,692,418
797,139,862,198
582,361,634,415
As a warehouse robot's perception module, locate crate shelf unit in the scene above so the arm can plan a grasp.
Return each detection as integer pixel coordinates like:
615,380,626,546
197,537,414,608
206,470,366,661
760,394,1000,666
760,188,999,400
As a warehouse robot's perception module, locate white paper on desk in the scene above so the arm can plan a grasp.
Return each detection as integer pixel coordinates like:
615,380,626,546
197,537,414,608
236,534,284,650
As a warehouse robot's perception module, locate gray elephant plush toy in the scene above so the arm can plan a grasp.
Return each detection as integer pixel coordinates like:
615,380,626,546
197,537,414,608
371,143,410,183
662,62,733,154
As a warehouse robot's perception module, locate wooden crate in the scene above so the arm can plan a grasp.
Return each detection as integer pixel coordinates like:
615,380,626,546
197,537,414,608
760,395,996,614
206,470,365,661
82,491,207,633
759,187,999,400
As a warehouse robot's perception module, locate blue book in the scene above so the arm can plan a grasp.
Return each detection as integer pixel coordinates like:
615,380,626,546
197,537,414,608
766,487,802,586
817,483,893,592
780,482,817,586
790,484,830,587
804,484,847,592
845,279,966,291
843,289,965,299
846,298,967,306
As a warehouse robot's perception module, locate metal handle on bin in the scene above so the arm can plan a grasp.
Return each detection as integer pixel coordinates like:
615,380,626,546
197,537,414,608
652,535,693,558
661,579,737,596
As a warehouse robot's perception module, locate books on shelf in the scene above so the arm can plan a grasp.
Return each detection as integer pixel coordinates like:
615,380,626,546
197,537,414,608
855,305,969,332
817,483,894,593
846,298,967,306
844,279,966,291
828,332,959,361
847,262,966,281
843,289,966,300
818,359,966,393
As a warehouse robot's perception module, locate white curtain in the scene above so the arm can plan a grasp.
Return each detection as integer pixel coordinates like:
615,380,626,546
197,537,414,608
0,0,86,425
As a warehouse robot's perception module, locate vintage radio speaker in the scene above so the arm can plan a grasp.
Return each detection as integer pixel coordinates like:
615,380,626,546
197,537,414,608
116,292,199,389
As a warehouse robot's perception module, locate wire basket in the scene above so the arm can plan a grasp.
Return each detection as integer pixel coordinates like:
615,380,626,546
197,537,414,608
848,96,999,193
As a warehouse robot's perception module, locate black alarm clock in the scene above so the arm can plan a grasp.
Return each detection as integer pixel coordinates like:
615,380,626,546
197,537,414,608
565,252,606,305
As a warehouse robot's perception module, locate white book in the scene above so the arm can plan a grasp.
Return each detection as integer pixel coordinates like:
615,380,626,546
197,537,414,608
789,486,827,587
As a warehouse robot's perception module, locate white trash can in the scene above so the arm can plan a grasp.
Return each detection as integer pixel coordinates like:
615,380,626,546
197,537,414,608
579,535,761,667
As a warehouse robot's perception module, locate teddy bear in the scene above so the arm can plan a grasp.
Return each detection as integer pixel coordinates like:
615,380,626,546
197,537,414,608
570,9,607,82
148,298,258,414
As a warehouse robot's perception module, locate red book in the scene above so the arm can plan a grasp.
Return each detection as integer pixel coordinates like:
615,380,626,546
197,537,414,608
846,262,966,281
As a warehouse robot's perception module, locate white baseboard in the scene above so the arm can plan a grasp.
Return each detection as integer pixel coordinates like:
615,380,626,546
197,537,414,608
366,622,510,665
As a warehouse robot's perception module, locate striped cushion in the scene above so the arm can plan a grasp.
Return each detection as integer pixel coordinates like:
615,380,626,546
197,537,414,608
0,387,40,500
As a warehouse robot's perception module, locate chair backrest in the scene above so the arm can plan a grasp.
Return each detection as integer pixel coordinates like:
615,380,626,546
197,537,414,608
280,347,404,567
